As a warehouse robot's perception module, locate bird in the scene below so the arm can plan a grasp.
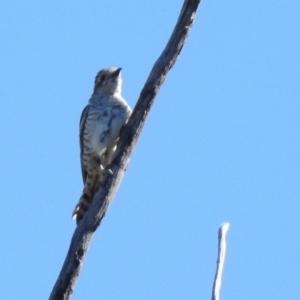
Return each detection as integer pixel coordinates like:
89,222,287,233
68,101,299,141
72,67,132,224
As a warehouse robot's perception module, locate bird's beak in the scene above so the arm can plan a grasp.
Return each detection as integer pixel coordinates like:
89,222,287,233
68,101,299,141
113,67,122,77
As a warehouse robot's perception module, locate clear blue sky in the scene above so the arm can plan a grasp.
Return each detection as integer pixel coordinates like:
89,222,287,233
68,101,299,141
1,1,299,299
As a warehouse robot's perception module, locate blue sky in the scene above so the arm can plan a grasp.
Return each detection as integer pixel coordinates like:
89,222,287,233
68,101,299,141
0,1,299,299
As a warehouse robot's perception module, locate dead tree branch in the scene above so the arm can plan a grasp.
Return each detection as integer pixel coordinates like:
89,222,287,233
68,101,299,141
49,1,201,299
212,223,230,300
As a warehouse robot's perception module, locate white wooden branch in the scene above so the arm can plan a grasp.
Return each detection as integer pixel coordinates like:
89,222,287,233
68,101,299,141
49,1,201,299
212,223,230,300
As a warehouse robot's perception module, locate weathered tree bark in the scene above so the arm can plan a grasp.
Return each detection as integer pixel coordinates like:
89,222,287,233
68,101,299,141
49,1,201,299
212,223,230,300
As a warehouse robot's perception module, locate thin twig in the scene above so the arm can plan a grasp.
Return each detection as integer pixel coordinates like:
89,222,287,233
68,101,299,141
49,1,201,299
212,223,230,300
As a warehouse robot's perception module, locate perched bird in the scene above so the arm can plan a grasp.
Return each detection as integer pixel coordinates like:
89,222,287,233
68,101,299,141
72,67,131,224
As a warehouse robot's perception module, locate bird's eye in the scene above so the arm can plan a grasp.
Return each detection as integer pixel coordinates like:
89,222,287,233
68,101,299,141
97,75,102,83
96,74,105,85
100,75,105,81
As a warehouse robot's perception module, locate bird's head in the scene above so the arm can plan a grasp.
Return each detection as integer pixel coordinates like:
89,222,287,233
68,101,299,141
93,67,123,95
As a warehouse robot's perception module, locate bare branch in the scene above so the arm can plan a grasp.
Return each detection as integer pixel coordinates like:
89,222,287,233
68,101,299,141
49,1,201,299
212,223,230,300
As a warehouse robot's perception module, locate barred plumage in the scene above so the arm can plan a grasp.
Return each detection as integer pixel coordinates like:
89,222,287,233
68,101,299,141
72,67,131,224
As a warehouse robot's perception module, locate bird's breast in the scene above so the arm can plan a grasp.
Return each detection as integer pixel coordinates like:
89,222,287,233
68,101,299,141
84,96,131,158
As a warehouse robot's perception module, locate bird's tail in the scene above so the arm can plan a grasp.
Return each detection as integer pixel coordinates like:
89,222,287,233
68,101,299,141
72,169,103,224
72,192,93,224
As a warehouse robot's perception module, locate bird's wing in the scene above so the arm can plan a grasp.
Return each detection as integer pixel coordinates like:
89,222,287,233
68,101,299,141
79,104,90,183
